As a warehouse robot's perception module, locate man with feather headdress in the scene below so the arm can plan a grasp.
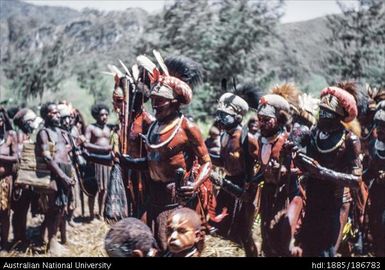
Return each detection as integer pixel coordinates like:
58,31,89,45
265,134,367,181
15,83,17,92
294,85,363,257
209,89,261,257
255,83,304,257
120,51,211,251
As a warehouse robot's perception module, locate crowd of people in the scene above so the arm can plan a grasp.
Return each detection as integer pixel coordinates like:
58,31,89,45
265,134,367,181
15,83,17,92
0,50,384,257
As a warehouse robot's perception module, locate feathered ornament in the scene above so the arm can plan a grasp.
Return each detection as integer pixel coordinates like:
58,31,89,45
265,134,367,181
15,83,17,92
132,64,140,82
234,82,264,110
270,83,300,111
164,55,203,91
342,119,361,137
336,81,358,99
368,85,385,107
100,71,115,76
107,64,124,78
153,50,169,76
325,83,362,135
118,59,131,76
298,93,319,116
136,55,160,83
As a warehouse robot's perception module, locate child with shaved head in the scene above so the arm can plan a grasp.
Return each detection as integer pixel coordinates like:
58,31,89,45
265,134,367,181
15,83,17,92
164,208,204,257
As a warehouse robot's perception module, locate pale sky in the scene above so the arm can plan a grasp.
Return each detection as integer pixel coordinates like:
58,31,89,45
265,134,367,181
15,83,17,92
24,0,358,23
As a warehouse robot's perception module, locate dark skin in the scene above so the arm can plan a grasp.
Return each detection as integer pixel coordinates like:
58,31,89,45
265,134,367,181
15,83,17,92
121,95,211,250
36,107,74,187
0,115,18,250
36,104,74,253
257,111,303,257
210,112,259,257
126,96,211,187
294,118,362,257
166,211,202,257
83,108,112,220
83,109,112,153
146,96,211,192
12,116,40,247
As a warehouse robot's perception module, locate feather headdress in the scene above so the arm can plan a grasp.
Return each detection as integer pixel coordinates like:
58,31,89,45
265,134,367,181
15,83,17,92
234,82,264,110
270,83,300,111
136,50,193,104
164,55,203,91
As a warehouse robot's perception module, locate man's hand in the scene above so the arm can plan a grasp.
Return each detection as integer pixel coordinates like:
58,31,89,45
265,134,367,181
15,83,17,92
79,135,86,145
176,182,196,202
210,171,223,187
61,175,76,190
294,153,321,176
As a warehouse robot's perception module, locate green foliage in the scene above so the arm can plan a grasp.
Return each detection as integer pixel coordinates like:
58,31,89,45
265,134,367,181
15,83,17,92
324,0,385,88
144,0,284,120
75,60,111,103
4,38,66,100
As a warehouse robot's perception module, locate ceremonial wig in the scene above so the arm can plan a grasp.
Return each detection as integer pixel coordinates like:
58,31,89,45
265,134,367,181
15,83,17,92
91,103,110,120
254,83,300,129
337,81,368,119
105,218,157,257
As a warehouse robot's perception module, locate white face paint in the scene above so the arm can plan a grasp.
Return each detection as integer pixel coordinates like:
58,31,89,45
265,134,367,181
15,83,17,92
166,214,197,254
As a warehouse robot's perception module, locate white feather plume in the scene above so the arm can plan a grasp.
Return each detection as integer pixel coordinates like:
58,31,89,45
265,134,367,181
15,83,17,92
118,59,131,77
153,50,169,76
298,93,319,116
132,64,140,82
100,71,115,76
107,64,123,78
136,55,157,75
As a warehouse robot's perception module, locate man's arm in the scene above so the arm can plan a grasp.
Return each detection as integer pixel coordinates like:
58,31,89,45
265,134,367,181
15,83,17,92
37,129,74,188
295,142,361,190
0,131,18,163
185,120,212,190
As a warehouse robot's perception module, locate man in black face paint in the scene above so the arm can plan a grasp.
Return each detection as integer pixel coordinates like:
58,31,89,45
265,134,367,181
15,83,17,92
294,86,362,257
210,92,260,257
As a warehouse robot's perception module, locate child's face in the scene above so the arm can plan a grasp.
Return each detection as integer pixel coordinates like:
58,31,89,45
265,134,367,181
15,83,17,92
166,213,198,253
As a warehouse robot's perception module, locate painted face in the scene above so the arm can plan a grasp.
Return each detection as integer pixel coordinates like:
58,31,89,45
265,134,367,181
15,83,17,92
150,95,174,121
47,105,60,127
98,109,109,125
61,115,71,130
69,112,77,127
318,108,342,132
215,111,238,131
166,213,198,254
248,118,259,134
258,114,278,137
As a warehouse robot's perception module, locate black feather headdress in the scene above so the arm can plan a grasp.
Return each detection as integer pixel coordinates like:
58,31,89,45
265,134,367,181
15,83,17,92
164,56,203,91
234,82,264,110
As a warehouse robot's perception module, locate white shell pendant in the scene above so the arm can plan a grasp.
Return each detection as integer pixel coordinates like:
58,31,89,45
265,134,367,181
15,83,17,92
261,143,272,165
